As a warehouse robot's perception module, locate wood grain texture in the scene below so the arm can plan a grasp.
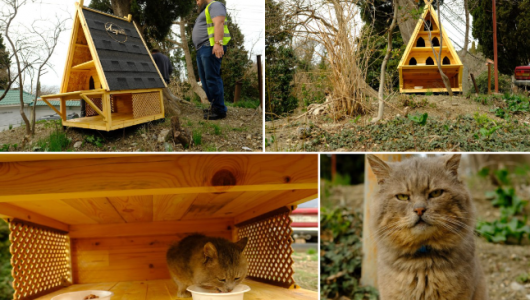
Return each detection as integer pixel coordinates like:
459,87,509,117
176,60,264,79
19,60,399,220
0,203,69,232
63,198,125,224
33,279,317,300
11,200,97,225
153,194,197,221
69,218,233,238
0,155,318,202
72,232,232,283
182,191,244,220
108,196,153,223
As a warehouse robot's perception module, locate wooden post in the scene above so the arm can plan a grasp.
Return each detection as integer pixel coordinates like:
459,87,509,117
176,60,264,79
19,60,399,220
257,55,263,109
234,81,242,103
470,73,479,95
487,64,491,95
331,154,337,183
361,154,411,288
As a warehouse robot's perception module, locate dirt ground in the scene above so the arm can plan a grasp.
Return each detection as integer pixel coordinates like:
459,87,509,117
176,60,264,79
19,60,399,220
0,103,263,152
324,182,530,299
266,94,529,152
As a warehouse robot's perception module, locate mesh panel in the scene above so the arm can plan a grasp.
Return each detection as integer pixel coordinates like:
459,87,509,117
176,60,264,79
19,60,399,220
132,91,161,119
237,207,295,288
9,220,70,300
85,96,115,117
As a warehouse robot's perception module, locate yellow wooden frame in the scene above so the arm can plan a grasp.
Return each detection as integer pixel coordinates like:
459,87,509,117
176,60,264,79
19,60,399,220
397,4,463,93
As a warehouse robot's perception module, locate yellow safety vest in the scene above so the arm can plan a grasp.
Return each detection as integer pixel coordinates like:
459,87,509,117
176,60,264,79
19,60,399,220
205,1,231,46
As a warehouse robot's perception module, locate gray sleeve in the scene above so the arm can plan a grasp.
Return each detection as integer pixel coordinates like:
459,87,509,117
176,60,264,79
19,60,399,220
209,2,227,19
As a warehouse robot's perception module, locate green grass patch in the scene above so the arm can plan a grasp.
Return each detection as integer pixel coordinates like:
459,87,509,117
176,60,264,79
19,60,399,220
192,131,202,145
37,130,71,152
227,98,260,109
209,124,222,135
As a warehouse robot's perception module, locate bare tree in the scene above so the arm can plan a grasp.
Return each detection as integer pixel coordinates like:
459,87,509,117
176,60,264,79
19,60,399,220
29,16,67,135
167,19,209,104
372,0,399,123
3,0,32,135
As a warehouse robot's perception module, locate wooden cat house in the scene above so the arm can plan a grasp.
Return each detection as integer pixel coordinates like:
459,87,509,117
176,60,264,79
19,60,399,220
397,1,463,93
0,154,319,300
40,1,166,131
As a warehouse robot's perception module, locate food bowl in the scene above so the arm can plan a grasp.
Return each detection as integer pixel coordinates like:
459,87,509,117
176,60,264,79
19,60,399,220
187,284,251,300
414,86,423,89
51,290,114,300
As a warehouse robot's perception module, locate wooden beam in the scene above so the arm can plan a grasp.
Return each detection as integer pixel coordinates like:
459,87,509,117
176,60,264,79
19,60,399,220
60,8,80,93
80,94,106,121
69,218,233,238
41,98,63,117
0,155,318,202
0,202,69,232
72,60,95,70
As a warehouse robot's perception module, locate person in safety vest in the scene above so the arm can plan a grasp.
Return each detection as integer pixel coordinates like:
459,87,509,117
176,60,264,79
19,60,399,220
193,0,231,120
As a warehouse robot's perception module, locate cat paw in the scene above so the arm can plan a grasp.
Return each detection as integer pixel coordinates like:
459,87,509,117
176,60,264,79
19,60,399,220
176,291,192,298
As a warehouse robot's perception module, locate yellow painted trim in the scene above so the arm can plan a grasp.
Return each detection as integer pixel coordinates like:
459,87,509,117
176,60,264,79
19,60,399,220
72,60,95,70
401,87,463,93
80,94,107,121
60,9,81,93
41,99,63,116
0,183,317,203
77,5,110,91
159,90,164,116
400,64,463,70
132,21,168,88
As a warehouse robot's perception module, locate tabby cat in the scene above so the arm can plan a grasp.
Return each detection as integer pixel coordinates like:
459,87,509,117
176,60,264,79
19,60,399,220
366,154,488,300
166,234,249,298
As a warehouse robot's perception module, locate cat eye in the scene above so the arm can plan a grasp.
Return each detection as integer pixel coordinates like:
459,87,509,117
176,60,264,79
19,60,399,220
429,189,443,198
396,194,410,201
235,277,240,280
218,279,226,282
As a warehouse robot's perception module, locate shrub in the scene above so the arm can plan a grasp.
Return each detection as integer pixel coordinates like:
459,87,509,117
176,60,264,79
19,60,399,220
475,71,511,94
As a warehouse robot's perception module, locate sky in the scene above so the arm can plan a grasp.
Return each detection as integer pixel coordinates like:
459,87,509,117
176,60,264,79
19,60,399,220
1,0,264,90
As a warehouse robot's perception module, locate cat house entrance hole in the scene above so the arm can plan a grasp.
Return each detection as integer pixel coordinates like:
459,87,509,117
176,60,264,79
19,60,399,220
416,37,425,47
409,57,417,65
443,56,451,65
432,37,440,47
426,57,435,65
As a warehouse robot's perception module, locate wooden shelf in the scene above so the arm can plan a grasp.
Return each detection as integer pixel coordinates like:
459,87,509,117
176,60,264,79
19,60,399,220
75,43,89,48
72,60,95,70
417,30,440,36
34,279,318,300
400,64,462,70
411,46,448,52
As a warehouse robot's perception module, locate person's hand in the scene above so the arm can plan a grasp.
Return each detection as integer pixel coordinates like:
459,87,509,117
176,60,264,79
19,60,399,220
213,44,224,58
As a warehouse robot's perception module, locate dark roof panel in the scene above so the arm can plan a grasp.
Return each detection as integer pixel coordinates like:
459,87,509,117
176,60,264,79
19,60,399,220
82,8,165,91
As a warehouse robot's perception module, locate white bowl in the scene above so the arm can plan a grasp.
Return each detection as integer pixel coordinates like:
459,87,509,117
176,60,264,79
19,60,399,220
187,284,251,300
414,86,423,89
51,290,114,300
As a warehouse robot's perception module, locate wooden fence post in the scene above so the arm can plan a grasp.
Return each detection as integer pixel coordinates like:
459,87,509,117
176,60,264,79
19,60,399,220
361,154,411,287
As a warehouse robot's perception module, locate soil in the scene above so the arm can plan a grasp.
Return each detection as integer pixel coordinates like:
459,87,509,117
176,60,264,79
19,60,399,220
0,103,263,152
266,94,530,152
324,181,530,299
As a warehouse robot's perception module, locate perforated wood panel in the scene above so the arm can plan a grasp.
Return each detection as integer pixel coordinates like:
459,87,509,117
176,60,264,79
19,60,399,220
237,207,295,288
85,96,115,117
9,220,71,300
132,91,161,119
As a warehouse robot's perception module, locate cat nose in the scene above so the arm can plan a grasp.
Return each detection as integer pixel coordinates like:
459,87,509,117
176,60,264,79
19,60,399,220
413,203,427,216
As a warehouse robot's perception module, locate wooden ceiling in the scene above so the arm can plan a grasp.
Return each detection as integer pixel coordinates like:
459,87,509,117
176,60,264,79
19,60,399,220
0,154,318,226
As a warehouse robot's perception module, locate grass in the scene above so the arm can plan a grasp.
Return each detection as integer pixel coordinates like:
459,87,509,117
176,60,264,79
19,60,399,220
36,130,71,152
192,131,202,145
292,249,318,291
226,98,260,109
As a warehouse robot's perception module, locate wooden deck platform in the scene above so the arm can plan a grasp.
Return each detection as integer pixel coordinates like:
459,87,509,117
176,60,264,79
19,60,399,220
63,112,164,131
34,279,317,300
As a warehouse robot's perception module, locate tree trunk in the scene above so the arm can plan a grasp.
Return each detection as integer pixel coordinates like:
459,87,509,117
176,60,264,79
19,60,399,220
435,1,454,97
462,0,470,56
178,20,209,104
111,0,132,18
397,0,417,44
373,0,399,123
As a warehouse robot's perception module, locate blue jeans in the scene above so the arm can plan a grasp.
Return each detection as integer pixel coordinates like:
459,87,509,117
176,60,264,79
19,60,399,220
196,46,227,113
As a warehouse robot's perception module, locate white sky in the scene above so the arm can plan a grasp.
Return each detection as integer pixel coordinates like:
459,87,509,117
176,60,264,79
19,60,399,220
2,0,264,90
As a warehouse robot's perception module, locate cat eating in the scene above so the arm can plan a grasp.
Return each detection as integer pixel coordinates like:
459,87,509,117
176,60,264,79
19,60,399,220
166,234,249,298
366,154,488,300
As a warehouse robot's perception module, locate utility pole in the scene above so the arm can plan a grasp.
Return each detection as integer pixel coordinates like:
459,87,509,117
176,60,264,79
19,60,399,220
493,0,498,93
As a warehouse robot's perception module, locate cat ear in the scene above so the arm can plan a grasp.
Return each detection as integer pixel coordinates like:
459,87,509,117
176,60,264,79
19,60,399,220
203,242,218,261
234,237,248,252
367,154,392,184
443,154,461,176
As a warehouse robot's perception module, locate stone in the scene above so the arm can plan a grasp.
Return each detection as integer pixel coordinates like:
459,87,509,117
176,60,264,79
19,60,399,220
141,134,147,139
297,126,311,139
158,129,171,143
246,134,252,140
242,146,252,151
73,141,82,148
511,281,525,292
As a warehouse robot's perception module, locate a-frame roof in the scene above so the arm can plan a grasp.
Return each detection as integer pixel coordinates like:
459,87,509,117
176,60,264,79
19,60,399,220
62,5,167,92
398,4,462,68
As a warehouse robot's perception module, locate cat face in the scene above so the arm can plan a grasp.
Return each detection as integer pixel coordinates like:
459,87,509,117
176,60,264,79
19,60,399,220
196,238,249,293
367,155,475,253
